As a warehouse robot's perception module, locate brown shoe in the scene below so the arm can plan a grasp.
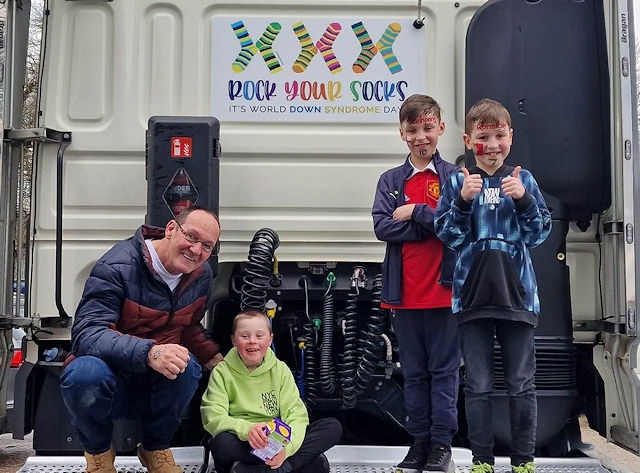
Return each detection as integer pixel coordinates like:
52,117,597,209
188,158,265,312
84,448,116,473
138,446,182,473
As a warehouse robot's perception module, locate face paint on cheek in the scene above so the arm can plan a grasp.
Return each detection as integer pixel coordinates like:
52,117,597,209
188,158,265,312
474,143,484,155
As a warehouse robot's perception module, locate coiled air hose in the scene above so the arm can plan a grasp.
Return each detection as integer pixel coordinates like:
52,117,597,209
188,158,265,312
339,284,359,408
319,276,337,395
355,273,387,395
302,321,319,405
240,228,280,311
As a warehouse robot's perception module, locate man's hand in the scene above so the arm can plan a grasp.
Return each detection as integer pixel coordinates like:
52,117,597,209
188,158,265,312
501,165,525,199
147,343,189,380
392,204,415,221
205,353,224,370
460,167,483,202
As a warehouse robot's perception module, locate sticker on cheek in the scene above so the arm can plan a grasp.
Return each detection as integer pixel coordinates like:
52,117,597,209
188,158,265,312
474,143,484,155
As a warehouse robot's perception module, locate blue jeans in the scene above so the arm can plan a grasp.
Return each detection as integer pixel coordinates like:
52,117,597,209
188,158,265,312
459,318,536,466
391,308,460,446
60,355,201,454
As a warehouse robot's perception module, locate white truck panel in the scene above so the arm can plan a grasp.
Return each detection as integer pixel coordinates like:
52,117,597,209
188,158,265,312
33,0,483,317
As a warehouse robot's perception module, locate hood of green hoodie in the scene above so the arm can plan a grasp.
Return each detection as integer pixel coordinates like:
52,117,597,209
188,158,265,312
224,346,277,376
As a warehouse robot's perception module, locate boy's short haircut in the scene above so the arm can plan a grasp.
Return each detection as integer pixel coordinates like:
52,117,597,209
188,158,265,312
231,309,272,334
399,94,442,124
465,98,512,134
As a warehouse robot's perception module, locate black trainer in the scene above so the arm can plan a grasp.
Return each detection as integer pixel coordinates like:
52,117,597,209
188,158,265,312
423,445,453,472
230,460,272,473
299,453,330,473
395,441,430,473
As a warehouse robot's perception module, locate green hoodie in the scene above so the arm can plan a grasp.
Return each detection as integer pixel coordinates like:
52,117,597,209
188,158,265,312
201,347,309,457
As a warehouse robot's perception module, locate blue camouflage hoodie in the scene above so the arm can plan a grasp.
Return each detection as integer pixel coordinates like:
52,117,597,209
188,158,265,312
434,164,552,326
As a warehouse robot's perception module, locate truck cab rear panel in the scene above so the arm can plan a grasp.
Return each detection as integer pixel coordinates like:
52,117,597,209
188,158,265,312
0,0,638,467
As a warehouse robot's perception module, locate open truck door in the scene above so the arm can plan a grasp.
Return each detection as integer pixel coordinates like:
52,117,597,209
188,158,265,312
465,0,613,453
464,0,638,457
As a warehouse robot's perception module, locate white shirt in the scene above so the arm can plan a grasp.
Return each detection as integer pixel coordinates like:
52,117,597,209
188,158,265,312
145,239,182,291
407,157,438,179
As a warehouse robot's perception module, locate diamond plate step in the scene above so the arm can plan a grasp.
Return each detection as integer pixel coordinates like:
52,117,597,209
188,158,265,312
16,445,613,473
327,446,612,473
16,447,211,473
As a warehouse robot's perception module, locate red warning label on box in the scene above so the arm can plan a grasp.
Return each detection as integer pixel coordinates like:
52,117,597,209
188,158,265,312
171,137,192,158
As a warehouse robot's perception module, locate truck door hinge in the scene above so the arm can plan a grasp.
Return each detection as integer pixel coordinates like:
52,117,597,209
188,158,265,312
602,221,634,243
4,127,72,144
574,318,628,335
603,221,624,235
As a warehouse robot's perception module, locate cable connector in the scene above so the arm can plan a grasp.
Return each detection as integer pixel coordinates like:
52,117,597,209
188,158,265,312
265,299,277,319
351,266,367,288
326,272,336,288
385,361,394,378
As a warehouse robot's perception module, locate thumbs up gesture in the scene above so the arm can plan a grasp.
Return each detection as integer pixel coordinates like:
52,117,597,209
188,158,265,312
501,165,525,199
460,167,483,202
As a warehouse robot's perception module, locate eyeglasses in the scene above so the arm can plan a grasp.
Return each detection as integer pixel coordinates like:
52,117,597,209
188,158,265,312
175,221,219,255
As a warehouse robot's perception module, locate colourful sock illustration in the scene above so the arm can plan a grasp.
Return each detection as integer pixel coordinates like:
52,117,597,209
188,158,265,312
315,23,343,74
351,21,379,73
256,22,282,73
230,20,258,73
292,22,319,73
376,23,403,74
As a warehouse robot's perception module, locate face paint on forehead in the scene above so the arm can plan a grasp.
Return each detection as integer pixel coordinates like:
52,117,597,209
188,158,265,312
409,116,438,125
476,122,509,131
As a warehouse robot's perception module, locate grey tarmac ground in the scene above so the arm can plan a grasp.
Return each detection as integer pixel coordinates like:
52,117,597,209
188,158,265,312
0,417,638,473
0,432,33,473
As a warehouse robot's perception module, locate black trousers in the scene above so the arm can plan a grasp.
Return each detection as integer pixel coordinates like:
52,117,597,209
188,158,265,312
211,418,342,473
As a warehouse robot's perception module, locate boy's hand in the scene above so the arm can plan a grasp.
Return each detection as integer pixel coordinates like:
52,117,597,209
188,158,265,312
392,204,415,221
265,449,286,469
501,166,525,199
204,353,224,371
460,167,483,202
247,422,270,450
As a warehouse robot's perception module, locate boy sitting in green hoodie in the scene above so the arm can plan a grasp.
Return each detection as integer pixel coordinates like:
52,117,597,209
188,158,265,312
201,310,342,473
